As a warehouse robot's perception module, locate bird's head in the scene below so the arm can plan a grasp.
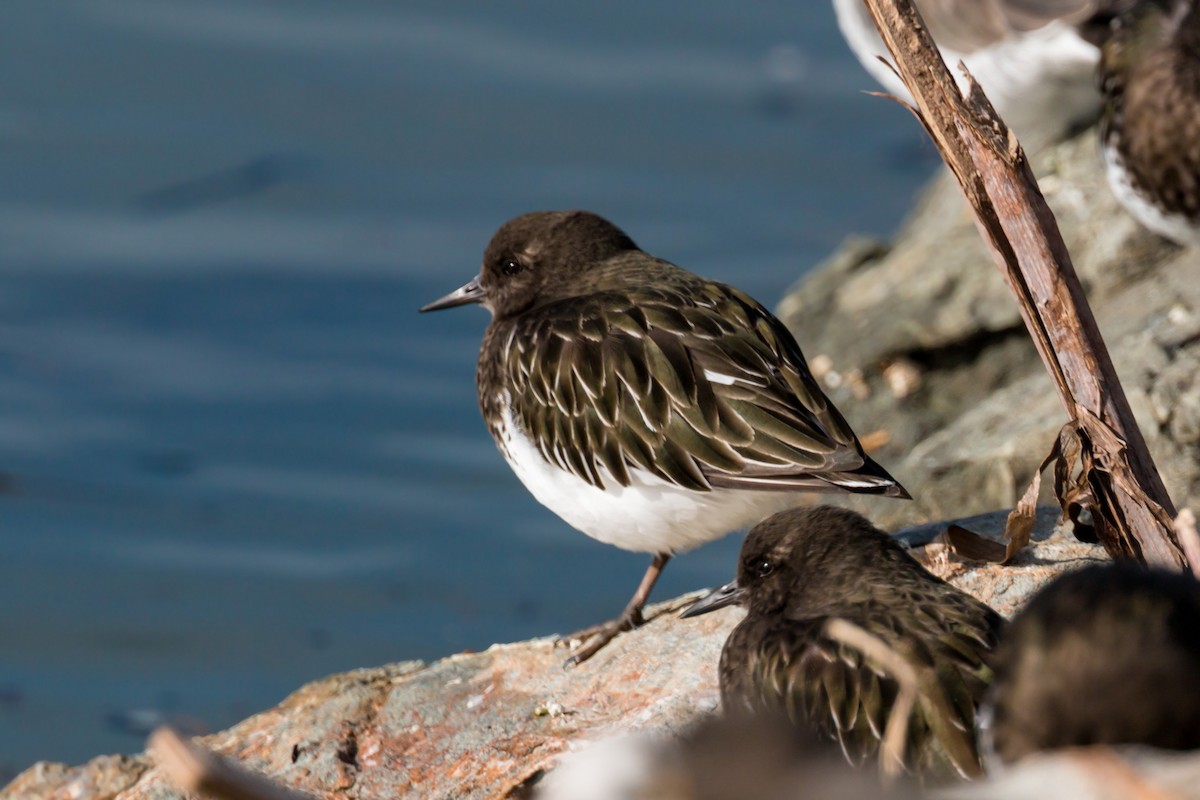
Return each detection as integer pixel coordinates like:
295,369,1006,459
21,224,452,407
685,506,906,620
420,210,639,319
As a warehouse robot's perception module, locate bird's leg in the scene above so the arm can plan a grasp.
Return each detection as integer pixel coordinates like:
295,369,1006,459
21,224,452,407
559,553,671,667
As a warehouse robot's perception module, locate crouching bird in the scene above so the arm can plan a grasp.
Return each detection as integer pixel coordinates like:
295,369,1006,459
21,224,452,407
685,506,1004,780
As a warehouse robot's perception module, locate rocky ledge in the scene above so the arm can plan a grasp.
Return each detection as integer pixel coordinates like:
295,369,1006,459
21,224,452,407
3,510,1101,800
7,125,1198,800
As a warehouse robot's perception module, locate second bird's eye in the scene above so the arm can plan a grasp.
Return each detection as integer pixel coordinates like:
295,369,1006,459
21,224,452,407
755,560,774,578
502,259,523,276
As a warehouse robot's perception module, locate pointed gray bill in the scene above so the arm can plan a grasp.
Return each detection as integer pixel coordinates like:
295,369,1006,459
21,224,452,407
681,579,745,618
420,275,486,312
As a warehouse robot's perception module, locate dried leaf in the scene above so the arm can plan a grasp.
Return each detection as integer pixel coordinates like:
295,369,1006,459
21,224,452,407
943,525,1006,563
944,422,1060,565
1071,406,1179,561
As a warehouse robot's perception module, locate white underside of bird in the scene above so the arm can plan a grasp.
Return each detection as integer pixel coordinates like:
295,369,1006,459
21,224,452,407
832,0,1099,149
1103,143,1200,247
495,402,805,555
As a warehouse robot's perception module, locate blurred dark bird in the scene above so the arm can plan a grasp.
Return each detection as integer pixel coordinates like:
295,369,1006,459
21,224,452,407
832,0,1114,149
982,562,1200,765
1099,0,1200,245
421,211,907,664
684,505,1004,779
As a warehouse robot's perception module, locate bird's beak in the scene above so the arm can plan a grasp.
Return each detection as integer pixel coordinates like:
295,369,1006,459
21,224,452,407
419,275,486,312
681,579,745,618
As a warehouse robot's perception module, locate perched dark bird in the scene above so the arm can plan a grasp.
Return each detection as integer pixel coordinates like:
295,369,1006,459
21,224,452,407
1099,0,1200,245
684,506,1004,779
421,211,907,664
982,563,1200,765
833,0,1112,149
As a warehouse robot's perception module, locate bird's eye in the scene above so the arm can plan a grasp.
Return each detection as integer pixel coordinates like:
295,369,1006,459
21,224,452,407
502,259,523,277
755,560,774,579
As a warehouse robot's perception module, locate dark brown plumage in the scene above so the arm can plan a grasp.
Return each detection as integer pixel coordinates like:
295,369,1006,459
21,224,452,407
471,213,902,497
685,506,1004,779
984,563,1200,765
422,212,906,664
1100,0,1200,244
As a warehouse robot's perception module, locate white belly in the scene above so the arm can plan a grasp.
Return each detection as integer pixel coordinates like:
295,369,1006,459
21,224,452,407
831,0,1099,148
494,404,802,554
1104,142,1200,247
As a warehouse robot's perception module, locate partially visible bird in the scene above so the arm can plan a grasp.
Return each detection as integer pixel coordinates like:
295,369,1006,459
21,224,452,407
982,563,1200,765
422,212,907,665
1099,0,1200,245
832,0,1113,149
684,505,1004,779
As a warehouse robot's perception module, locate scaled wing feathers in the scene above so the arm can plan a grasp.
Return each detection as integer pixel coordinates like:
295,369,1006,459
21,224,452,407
497,280,871,492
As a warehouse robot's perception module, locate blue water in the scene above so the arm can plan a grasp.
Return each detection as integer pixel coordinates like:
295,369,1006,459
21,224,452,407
0,0,935,777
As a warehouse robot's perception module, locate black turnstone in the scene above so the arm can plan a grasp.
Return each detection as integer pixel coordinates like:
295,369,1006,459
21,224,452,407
421,211,907,664
833,0,1110,148
1100,0,1200,246
983,563,1200,765
684,505,1003,778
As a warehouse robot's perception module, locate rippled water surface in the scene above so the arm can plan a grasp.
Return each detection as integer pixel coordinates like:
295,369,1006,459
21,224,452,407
0,0,935,775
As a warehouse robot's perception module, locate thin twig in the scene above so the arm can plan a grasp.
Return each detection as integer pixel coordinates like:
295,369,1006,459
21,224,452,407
824,619,915,781
149,727,316,800
824,618,979,782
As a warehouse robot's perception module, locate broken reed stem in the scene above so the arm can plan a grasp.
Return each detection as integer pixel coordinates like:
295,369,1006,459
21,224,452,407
858,0,1185,569
824,618,981,782
824,619,915,782
149,727,315,800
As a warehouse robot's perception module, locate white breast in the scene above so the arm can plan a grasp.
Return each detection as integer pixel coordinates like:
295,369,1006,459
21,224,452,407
494,403,802,555
831,0,1099,149
1104,142,1200,247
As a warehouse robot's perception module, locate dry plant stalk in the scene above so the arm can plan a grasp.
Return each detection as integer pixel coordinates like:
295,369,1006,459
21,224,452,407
858,0,1184,569
824,618,980,782
148,727,316,800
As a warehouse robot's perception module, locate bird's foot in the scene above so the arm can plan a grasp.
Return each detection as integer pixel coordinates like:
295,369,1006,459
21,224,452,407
556,607,646,667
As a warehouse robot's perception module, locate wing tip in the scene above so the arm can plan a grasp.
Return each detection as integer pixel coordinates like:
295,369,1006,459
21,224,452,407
822,457,910,499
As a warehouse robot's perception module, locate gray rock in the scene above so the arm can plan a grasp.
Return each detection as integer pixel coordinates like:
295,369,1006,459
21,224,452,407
778,127,1200,529
1,510,1102,800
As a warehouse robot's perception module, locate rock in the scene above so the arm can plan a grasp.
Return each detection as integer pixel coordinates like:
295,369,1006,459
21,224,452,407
2,510,1103,800
7,122,1193,800
778,127,1200,529
1,755,149,800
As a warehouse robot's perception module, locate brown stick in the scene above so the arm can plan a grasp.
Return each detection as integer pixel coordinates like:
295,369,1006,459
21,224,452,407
858,0,1185,568
824,618,981,782
149,727,316,800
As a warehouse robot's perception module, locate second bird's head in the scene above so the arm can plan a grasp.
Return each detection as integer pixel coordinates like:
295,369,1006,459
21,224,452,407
420,211,640,319
684,506,911,619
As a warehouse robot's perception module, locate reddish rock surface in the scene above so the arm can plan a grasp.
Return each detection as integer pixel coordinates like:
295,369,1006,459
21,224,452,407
2,512,1103,800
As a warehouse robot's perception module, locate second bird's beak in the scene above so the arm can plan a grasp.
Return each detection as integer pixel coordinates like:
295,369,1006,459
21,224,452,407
681,579,745,618
420,275,486,312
